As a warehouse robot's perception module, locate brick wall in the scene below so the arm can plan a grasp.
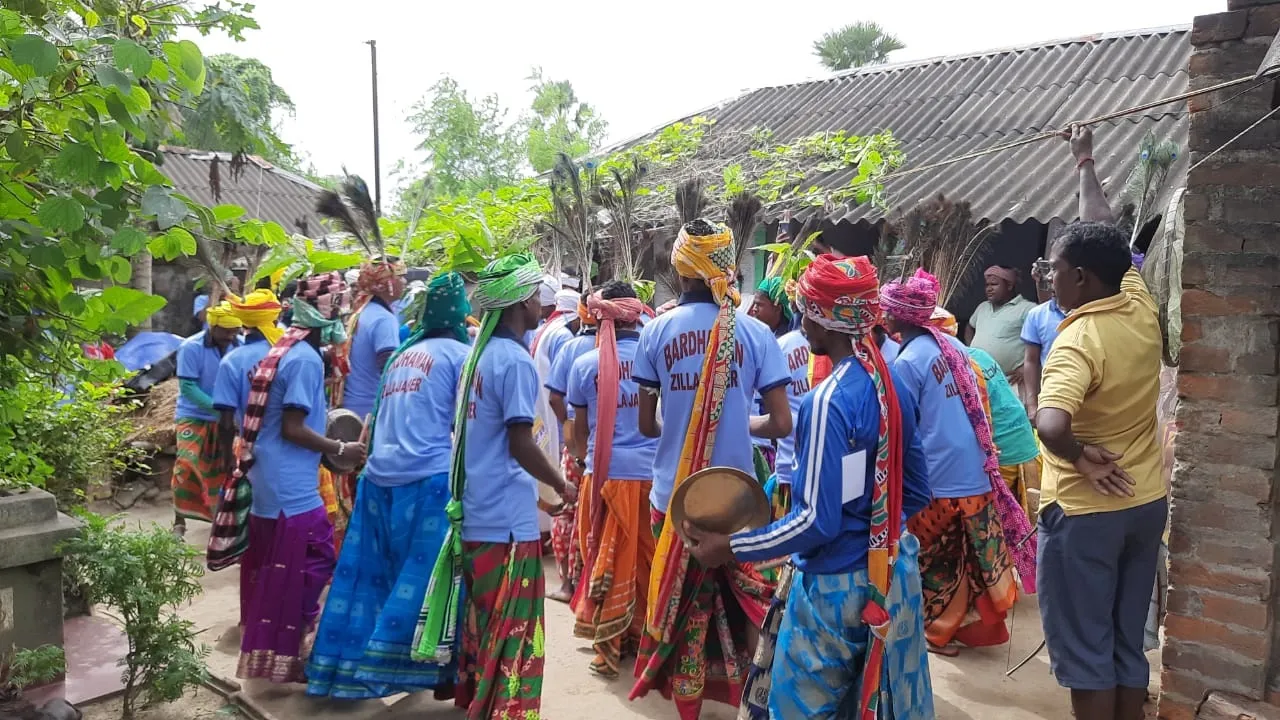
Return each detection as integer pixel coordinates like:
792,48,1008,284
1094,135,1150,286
1161,2,1280,718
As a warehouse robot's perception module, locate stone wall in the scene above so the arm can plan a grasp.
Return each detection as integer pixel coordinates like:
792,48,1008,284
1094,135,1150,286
1160,2,1280,718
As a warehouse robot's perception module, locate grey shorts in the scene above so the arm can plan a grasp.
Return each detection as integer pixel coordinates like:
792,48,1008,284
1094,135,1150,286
1037,496,1168,691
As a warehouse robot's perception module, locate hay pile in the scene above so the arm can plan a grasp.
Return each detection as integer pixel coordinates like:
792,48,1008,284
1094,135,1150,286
126,378,180,448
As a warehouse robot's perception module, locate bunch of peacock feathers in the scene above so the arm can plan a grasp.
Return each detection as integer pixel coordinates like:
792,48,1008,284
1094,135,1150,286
1119,132,1179,253
315,171,386,260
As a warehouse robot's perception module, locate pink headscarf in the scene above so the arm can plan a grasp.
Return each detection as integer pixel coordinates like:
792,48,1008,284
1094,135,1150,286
984,265,1018,286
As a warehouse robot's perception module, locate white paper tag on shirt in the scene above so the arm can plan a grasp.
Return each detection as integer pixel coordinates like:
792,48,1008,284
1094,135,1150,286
841,450,868,504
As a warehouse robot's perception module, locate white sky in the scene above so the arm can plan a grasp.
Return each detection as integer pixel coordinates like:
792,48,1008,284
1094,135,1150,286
189,0,1224,196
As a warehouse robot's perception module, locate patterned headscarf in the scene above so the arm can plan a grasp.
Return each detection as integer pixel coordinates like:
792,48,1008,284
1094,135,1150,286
755,276,794,323
795,255,902,714
355,257,407,299
671,221,741,306
881,269,1037,592
418,272,471,344
204,301,243,330
228,289,284,344
416,253,543,664
796,255,882,335
207,271,349,571
581,290,646,580
984,265,1018,287
928,306,959,337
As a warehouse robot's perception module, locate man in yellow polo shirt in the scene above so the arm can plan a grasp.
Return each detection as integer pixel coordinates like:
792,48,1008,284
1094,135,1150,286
1034,126,1166,720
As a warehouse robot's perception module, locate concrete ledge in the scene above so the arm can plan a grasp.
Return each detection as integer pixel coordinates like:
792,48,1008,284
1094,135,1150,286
0,490,56,531
1199,692,1280,720
0,514,82,570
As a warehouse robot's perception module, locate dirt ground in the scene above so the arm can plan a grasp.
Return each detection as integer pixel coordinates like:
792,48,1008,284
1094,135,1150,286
79,687,243,720
100,497,1159,720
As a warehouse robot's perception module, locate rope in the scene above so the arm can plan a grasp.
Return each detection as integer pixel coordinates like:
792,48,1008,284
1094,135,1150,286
1188,103,1280,173
761,73,1266,211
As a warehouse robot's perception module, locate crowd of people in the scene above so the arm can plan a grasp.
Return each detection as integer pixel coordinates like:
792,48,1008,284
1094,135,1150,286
165,127,1168,720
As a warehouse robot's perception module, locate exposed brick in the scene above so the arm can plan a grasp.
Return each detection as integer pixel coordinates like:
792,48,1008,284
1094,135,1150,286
1163,671,1214,708
1184,318,1205,343
1189,95,1280,152
1229,0,1280,10
1165,613,1269,660
1167,586,1202,616
1184,191,1211,221
1157,696,1198,720
1179,250,1280,288
1169,462,1273,500
1179,374,1278,407
1180,343,1234,372
1170,496,1271,537
1169,557,1271,601
1238,350,1280,375
1247,2,1280,35
1164,638,1269,694
1191,156,1280,189
1193,10,1251,44
1201,592,1272,631
1175,432,1278,469
1189,40,1272,79
1220,406,1280,436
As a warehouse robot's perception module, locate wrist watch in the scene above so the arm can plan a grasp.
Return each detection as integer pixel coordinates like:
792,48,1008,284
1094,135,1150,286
336,441,346,457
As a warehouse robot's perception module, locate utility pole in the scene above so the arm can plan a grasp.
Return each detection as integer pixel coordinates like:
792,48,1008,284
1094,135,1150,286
366,39,382,216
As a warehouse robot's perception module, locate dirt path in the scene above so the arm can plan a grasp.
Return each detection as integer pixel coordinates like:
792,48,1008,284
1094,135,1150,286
105,498,1147,719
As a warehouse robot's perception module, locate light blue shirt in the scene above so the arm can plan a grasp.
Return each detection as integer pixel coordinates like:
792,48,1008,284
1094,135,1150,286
891,332,991,499
536,322,575,366
880,335,901,364
632,291,790,513
343,300,401,418
248,342,328,519
461,330,542,543
565,334,658,480
968,347,1039,466
773,330,812,485
730,357,931,574
175,331,234,422
1021,298,1068,367
212,335,270,424
547,330,597,423
364,335,470,487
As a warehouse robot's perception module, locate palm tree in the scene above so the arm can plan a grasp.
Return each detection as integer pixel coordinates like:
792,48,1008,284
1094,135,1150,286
813,22,906,72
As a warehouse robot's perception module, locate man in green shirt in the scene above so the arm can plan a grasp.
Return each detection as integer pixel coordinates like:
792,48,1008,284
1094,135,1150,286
966,265,1033,387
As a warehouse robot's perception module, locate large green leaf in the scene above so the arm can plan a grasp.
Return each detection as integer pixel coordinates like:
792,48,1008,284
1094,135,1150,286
310,251,362,274
37,197,86,233
163,40,205,95
111,38,152,77
9,34,57,76
94,64,133,94
211,204,245,222
109,227,147,254
98,286,167,325
140,186,188,230
54,142,98,183
109,256,132,284
0,10,22,40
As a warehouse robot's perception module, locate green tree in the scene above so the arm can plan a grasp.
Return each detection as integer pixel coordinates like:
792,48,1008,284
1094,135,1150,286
0,0,265,370
177,53,296,163
813,21,906,71
524,67,607,173
403,76,524,200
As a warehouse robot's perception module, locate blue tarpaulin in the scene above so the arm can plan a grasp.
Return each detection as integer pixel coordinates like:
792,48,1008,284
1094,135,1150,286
116,331,183,373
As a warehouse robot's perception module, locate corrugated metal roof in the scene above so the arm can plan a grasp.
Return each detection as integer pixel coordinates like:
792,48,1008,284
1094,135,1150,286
157,146,325,235
614,26,1191,224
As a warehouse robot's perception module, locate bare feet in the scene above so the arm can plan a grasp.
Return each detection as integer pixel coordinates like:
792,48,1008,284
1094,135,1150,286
172,522,187,539
927,643,960,657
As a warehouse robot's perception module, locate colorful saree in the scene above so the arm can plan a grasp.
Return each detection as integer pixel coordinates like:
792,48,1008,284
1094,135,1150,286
572,477,653,678
906,493,1018,649
172,419,224,522
454,541,546,720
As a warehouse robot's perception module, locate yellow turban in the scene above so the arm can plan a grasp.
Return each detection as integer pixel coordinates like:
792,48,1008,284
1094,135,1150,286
228,289,284,344
204,301,243,330
671,221,740,306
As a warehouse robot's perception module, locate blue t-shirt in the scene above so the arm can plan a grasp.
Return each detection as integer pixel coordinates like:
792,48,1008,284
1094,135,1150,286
880,335,901,365
536,321,575,366
565,334,658,481
461,330,542,543
175,331,235,422
968,347,1039,466
1020,298,1068,367
364,336,470,487
546,331,597,422
212,336,270,424
892,332,991,498
343,300,401,418
632,292,790,512
248,342,329,519
730,356,931,574
773,330,812,485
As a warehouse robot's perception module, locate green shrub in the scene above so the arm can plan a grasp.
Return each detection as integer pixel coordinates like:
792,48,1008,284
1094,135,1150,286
0,355,140,509
61,514,208,720
7,645,66,689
